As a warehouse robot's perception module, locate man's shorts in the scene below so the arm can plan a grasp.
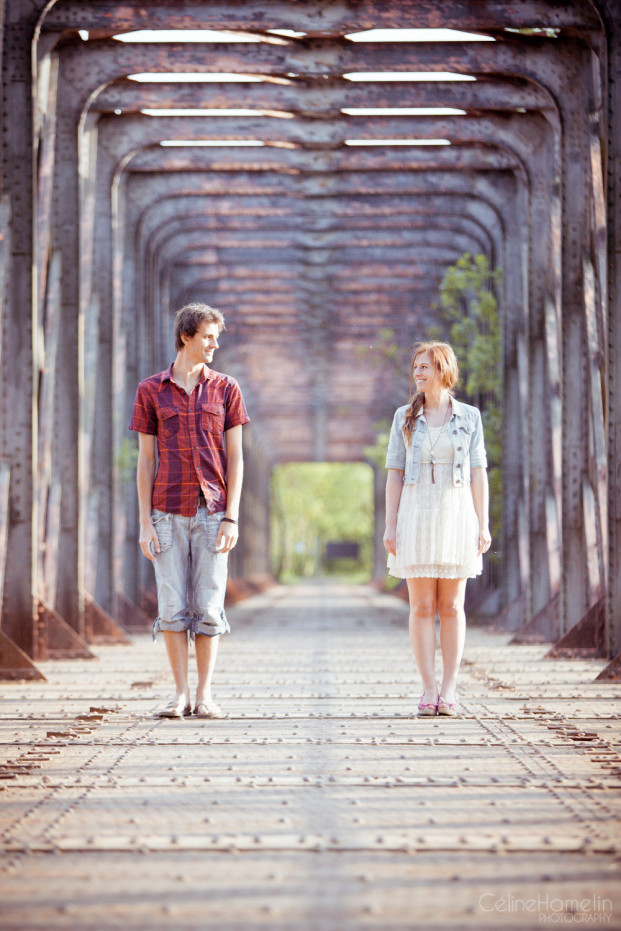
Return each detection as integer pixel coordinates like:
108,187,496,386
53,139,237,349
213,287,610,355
150,507,230,640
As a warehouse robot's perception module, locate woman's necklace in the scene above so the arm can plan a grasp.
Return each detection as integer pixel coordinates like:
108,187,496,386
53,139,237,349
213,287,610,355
424,401,451,484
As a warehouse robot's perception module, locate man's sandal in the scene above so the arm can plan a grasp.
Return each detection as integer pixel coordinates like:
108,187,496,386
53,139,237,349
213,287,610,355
194,700,224,719
157,698,192,718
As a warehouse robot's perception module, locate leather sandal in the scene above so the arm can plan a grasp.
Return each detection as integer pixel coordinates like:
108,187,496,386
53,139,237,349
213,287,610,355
194,700,224,719
157,697,192,718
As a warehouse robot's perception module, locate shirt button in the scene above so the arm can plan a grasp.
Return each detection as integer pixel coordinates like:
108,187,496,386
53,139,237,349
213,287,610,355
453,430,458,435
457,446,462,451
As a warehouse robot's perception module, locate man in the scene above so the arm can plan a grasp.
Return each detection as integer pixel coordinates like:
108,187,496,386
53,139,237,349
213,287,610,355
129,303,249,718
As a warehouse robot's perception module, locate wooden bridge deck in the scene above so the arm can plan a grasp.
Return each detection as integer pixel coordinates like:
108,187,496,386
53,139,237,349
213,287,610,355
1,582,620,929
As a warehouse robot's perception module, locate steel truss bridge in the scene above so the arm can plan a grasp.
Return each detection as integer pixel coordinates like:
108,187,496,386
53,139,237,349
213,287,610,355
0,0,620,679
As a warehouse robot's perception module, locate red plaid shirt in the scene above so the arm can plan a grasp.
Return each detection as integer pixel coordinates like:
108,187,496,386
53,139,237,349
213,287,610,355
129,363,249,516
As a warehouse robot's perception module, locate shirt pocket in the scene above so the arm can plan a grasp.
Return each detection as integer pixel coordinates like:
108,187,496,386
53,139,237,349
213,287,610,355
458,423,474,439
159,407,180,439
201,402,225,434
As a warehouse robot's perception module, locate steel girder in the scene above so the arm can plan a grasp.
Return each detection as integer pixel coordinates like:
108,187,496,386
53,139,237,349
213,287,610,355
115,163,517,604
52,31,572,640
92,76,555,115
0,0,618,675
40,0,603,33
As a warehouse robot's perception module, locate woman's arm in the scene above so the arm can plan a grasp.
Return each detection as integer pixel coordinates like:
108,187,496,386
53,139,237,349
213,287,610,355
471,466,491,555
383,468,405,556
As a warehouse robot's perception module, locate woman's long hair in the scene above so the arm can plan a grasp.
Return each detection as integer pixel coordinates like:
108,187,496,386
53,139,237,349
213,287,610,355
403,341,459,443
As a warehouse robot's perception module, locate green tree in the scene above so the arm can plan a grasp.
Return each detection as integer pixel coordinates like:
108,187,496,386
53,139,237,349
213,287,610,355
434,253,503,554
271,462,374,581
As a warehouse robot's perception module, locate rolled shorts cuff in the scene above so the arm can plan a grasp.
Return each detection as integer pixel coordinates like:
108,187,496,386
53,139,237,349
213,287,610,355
152,612,230,642
193,610,230,639
152,615,191,642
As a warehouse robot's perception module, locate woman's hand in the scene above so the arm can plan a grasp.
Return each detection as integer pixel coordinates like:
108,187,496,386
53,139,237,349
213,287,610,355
383,522,397,556
477,527,492,556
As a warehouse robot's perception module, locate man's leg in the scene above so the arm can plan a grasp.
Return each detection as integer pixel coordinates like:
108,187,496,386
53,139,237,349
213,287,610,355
162,630,191,709
151,510,192,715
195,634,219,709
190,510,230,716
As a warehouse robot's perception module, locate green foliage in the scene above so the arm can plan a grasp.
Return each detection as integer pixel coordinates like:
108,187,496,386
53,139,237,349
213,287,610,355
116,436,139,483
439,253,502,403
355,327,400,364
436,253,503,553
271,462,374,580
362,419,392,469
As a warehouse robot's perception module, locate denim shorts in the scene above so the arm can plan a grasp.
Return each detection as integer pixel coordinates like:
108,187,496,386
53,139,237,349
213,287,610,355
150,507,230,640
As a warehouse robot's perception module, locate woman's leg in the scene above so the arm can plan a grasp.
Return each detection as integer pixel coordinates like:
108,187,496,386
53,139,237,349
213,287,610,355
436,578,467,704
406,577,439,702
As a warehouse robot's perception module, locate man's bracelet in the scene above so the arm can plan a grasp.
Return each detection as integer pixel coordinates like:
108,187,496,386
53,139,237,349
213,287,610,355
221,517,238,525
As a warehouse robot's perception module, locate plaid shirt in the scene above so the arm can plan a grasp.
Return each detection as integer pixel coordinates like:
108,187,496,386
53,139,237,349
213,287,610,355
129,363,249,516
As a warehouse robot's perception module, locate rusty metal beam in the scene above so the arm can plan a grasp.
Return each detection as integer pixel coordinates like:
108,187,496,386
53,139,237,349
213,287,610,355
96,111,547,157
41,0,602,33
49,59,85,635
0,3,44,657
83,592,132,645
0,629,46,681
146,212,494,259
126,145,519,175
118,172,512,470
16,5,609,661
44,36,595,93
545,598,607,660
92,76,555,115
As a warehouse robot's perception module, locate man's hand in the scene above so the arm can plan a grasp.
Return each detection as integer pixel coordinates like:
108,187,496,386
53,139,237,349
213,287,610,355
217,519,239,554
139,519,160,561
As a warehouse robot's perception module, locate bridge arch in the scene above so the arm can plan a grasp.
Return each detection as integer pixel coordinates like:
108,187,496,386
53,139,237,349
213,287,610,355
0,0,619,678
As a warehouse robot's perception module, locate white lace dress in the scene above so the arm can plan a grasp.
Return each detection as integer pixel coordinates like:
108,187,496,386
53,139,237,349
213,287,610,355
387,424,482,580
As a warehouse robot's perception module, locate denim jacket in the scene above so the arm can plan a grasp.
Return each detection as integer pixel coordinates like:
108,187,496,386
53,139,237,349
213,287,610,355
385,397,487,487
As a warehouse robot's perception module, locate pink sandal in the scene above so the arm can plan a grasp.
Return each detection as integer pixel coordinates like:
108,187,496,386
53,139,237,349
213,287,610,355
417,693,439,717
437,695,460,716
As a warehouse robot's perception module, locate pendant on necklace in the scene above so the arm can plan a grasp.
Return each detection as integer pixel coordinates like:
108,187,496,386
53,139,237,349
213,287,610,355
430,456,436,484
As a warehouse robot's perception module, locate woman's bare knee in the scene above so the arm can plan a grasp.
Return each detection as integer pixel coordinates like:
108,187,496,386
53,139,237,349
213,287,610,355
437,598,464,623
410,599,437,623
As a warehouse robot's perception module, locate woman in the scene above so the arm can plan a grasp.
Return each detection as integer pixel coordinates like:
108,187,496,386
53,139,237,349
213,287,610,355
383,341,491,717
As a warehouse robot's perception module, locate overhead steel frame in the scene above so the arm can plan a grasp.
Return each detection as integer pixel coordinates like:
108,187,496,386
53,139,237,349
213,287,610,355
60,27,604,640
0,0,619,677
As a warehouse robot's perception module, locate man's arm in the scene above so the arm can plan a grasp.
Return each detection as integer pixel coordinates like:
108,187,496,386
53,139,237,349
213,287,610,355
217,424,244,553
137,433,160,561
